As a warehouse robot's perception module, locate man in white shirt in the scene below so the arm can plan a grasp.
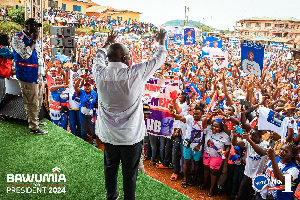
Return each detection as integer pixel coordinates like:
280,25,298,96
232,126,268,200
241,51,262,76
92,29,167,200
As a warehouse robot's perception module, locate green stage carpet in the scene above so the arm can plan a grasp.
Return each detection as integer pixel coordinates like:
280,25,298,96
0,119,190,200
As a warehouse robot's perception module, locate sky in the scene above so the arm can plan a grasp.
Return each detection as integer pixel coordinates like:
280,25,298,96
93,0,300,30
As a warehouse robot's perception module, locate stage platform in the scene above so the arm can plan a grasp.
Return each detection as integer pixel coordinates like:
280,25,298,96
0,119,190,200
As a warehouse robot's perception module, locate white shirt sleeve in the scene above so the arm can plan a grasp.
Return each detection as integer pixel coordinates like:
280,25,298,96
11,35,34,60
131,45,167,82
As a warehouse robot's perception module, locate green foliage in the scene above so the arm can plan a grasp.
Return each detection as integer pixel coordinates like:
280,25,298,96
161,19,211,29
219,29,234,34
8,7,25,25
98,28,109,33
75,27,103,35
197,24,213,32
43,22,52,35
0,21,23,34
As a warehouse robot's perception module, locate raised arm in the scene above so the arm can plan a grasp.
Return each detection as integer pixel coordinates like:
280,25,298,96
11,31,39,60
169,105,186,123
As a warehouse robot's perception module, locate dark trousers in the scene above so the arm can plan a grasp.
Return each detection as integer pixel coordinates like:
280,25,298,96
161,136,181,174
172,136,181,174
143,135,151,157
235,175,255,200
79,112,95,141
227,164,245,198
69,110,81,137
104,142,142,200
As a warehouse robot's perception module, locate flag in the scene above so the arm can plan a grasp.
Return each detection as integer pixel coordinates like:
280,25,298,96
257,107,294,141
205,91,218,113
131,51,140,64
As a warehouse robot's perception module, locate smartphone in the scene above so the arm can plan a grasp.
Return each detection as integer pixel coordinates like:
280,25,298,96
269,140,276,149
234,125,244,135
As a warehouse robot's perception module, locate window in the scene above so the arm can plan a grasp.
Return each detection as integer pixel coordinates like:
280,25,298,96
73,5,81,12
48,0,58,8
265,23,271,27
255,23,261,27
246,23,251,28
62,4,66,10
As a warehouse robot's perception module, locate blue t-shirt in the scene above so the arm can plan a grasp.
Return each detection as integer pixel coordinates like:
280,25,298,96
78,89,98,109
51,88,69,103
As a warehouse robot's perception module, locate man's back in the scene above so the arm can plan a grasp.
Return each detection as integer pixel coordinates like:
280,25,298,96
92,45,167,145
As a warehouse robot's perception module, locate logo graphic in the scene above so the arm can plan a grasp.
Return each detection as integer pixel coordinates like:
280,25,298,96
7,167,66,194
142,94,151,104
252,174,270,192
52,167,61,173
252,174,294,193
267,110,285,127
214,59,223,66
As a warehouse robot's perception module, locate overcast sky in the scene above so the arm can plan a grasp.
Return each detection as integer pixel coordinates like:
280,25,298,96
93,0,300,30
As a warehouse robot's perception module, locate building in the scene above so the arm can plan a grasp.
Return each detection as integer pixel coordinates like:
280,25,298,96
12,0,141,20
86,5,141,22
234,17,300,39
14,0,90,14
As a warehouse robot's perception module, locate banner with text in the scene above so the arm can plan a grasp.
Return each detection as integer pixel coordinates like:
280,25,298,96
142,77,179,137
209,51,229,69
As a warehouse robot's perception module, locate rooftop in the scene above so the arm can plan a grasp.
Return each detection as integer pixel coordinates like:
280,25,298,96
237,17,300,22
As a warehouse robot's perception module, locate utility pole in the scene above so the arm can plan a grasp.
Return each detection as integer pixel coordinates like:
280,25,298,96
184,6,189,26
24,0,43,52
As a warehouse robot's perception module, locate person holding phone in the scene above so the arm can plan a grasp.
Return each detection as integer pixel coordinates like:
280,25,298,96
12,18,47,134
232,126,268,200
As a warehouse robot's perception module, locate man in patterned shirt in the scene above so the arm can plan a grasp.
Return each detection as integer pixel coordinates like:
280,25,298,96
11,18,47,134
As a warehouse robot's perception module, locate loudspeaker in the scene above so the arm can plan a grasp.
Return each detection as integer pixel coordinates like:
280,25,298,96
49,26,75,36
50,38,75,48
51,47,64,56
62,26,75,37
63,38,75,48
63,48,76,57
50,38,64,46
49,27,63,36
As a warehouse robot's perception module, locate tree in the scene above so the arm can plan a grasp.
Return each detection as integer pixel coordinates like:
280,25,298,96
8,7,25,25
196,24,212,32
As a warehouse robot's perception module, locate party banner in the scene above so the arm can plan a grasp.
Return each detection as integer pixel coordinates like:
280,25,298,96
229,38,240,43
184,28,195,45
270,42,284,48
174,34,182,45
142,77,179,137
202,37,222,58
209,51,228,69
258,107,290,140
241,40,264,76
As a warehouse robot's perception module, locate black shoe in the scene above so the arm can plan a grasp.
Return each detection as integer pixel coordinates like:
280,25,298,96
115,190,120,200
39,122,47,127
30,128,48,135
